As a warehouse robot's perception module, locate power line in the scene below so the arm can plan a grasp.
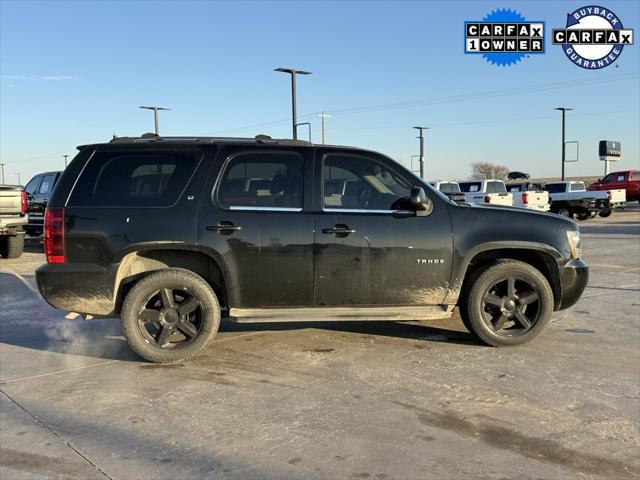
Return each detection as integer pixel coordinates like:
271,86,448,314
218,73,638,134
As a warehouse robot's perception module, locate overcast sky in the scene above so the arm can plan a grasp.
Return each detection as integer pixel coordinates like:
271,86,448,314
1,0,638,183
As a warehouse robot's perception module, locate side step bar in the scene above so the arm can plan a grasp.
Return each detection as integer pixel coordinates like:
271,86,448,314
229,305,455,323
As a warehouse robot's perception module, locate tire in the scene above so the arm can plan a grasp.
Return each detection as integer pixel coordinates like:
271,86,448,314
0,233,24,259
460,260,554,347
575,211,591,221
121,268,221,363
555,206,573,219
599,209,612,218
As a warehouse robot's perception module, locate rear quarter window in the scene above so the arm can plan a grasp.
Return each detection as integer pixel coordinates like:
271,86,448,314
631,172,640,180
68,150,201,207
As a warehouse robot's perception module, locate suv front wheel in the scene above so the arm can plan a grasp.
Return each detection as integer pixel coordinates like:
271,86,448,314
121,268,221,363
461,260,553,346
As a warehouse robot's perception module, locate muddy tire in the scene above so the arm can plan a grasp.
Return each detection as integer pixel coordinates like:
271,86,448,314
598,209,612,218
461,260,553,347
121,268,221,363
0,233,24,259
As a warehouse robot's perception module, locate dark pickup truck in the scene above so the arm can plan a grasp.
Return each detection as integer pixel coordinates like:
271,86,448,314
36,135,589,363
24,171,62,237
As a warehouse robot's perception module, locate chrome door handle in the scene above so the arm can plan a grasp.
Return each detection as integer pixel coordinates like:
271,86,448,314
206,222,242,232
322,225,356,235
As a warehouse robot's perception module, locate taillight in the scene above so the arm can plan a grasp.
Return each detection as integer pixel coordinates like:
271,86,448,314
20,191,28,213
522,193,529,204
484,195,491,203
44,207,65,264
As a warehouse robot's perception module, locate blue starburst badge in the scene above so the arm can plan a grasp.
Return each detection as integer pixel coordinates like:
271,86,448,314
465,9,546,67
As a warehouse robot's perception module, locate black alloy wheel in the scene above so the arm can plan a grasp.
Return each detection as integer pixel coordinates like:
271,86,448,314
480,276,541,336
137,287,203,349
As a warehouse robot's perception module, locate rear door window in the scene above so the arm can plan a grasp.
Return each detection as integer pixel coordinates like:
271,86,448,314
459,182,481,192
217,151,303,209
38,174,56,195
69,150,201,207
545,184,564,193
570,182,585,191
25,176,42,196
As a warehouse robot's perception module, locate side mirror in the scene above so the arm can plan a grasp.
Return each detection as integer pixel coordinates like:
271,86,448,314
410,186,433,217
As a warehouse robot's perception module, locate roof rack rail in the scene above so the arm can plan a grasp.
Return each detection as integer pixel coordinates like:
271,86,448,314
108,134,312,146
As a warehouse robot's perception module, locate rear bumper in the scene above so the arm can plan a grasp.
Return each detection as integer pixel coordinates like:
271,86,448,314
36,263,118,316
557,259,589,310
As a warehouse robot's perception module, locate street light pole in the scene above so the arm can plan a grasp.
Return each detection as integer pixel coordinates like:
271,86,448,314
0,163,5,184
319,113,331,144
62,154,69,168
139,106,171,135
15,173,21,185
413,127,429,179
274,68,312,140
554,107,573,181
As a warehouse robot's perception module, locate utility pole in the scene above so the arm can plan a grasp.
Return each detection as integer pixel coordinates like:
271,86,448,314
62,154,69,168
139,106,171,135
319,113,331,144
274,68,312,139
413,127,429,179
15,173,21,185
0,163,5,184
554,107,573,181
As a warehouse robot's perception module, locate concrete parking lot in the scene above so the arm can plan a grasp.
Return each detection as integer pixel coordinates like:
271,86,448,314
1,210,639,480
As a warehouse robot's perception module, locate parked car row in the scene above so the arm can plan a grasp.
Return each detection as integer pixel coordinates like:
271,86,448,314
429,170,638,220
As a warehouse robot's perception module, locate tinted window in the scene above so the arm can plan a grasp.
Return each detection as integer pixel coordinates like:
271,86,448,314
601,173,614,183
218,152,303,209
616,174,625,182
439,183,461,194
38,174,56,194
69,150,200,207
506,184,523,192
486,181,506,193
459,182,481,192
545,184,564,193
631,172,640,180
323,154,411,210
25,176,41,196
570,182,585,191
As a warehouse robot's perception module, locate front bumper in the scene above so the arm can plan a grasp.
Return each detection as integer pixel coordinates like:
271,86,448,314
36,263,118,316
557,259,589,310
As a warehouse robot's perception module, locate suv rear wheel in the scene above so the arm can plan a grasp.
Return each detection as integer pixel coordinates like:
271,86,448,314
121,268,221,363
460,260,553,346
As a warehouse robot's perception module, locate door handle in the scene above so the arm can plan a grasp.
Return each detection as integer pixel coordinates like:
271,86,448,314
322,225,356,235
205,222,242,233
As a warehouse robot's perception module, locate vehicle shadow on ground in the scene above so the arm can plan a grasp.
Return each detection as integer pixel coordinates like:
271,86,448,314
24,237,44,254
0,271,139,363
220,318,477,346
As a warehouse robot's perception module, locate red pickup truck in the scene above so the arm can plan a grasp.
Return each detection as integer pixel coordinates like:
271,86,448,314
588,170,640,203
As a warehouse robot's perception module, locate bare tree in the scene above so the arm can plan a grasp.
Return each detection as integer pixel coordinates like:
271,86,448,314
470,161,510,180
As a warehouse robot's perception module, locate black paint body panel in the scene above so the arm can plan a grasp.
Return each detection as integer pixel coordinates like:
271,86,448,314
36,141,588,317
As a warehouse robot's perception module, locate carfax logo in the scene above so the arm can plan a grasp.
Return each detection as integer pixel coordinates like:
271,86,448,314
553,5,634,69
465,9,545,66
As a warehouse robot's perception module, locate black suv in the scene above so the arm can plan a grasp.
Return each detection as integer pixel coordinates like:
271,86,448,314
36,136,588,363
24,171,62,237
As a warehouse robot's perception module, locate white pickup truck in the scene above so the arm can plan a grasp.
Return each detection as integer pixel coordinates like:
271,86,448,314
427,181,466,203
506,182,550,212
0,185,28,258
545,181,626,220
458,179,513,206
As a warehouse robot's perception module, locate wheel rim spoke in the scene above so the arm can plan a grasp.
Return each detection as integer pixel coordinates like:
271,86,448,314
178,298,199,316
139,309,160,323
483,293,502,307
507,277,515,298
176,318,198,338
514,310,531,329
518,291,539,305
156,325,173,347
159,288,175,308
493,314,509,331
